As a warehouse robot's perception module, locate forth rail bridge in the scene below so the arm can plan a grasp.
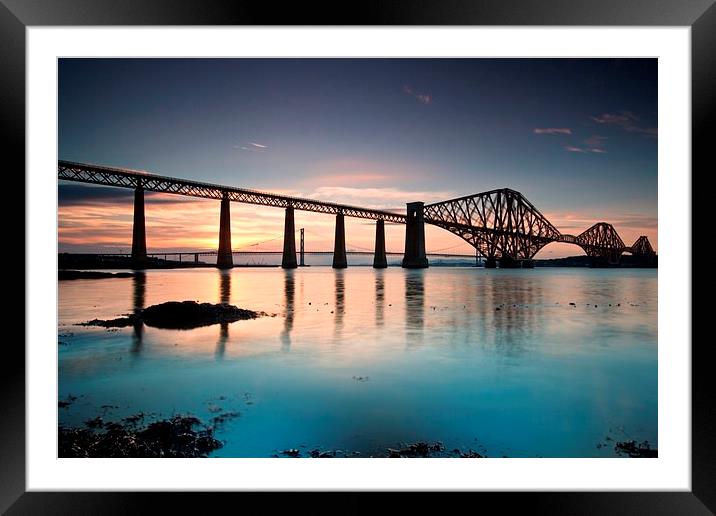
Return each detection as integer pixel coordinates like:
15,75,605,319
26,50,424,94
58,161,656,270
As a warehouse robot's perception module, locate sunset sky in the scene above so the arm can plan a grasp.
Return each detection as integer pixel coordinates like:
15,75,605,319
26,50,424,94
58,58,657,258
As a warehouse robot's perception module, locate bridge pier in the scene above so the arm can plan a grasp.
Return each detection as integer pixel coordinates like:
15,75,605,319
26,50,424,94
402,202,429,269
216,195,233,269
494,257,535,268
332,212,348,269
131,182,147,269
281,206,298,269
484,257,497,268
373,219,387,269
498,256,522,268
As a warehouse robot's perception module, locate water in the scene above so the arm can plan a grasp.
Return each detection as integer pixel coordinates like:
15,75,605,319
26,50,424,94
58,267,657,457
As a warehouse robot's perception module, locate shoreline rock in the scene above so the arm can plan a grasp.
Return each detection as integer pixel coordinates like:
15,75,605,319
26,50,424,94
59,270,135,281
79,301,267,330
59,415,222,458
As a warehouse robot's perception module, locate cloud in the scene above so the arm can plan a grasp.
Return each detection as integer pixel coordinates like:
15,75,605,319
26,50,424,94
590,111,657,138
403,85,432,105
286,186,456,212
59,184,197,207
590,112,638,126
534,128,572,135
233,141,268,152
311,173,393,186
302,157,430,187
563,146,606,154
584,135,607,148
564,138,607,154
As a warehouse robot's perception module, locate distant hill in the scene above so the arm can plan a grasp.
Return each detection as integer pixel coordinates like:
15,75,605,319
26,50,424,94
533,255,657,268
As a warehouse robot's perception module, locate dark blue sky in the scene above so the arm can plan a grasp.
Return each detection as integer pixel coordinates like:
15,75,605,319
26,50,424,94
58,58,657,252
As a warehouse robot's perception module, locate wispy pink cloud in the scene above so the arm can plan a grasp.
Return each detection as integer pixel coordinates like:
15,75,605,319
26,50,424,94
590,111,657,138
403,85,432,105
584,135,607,148
534,128,572,135
564,135,608,154
311,173,393,186
564,146,607,154
302,157,431,187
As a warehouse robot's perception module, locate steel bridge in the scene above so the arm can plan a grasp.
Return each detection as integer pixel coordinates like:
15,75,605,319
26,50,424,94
58,160,656,269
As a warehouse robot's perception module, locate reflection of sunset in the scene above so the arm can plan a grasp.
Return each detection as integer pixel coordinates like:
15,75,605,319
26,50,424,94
60,267,657,362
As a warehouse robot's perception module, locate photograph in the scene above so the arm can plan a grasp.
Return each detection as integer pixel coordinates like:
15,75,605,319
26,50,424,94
56,57,659,459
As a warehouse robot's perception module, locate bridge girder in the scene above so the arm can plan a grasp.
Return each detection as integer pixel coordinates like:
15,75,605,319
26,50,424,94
58,161,406,223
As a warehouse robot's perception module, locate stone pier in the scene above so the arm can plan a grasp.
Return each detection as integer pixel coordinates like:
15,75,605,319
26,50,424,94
281,206,298,269
332,212,348,269
216,195,233,269
131,182,147,269
401,202,428,269
373,219,387,268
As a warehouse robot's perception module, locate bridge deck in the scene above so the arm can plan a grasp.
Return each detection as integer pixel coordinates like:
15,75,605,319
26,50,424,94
59,161,407,223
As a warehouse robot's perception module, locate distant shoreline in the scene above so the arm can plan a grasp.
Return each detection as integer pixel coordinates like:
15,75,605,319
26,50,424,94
58,253,657,271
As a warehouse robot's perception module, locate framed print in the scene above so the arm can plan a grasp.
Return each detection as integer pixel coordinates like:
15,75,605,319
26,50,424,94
4,0,712,513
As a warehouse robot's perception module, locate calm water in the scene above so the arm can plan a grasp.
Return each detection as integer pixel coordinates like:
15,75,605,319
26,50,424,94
58,267,657,457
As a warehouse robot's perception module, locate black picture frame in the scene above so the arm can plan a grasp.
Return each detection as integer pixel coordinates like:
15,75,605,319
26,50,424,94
3,0,711,513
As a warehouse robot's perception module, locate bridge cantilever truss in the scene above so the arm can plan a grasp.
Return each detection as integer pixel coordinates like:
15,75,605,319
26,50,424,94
423,189,655,263
58,161,406,223
424,189,561,261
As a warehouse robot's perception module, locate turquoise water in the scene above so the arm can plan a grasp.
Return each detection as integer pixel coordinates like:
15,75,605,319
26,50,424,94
58,267,657,457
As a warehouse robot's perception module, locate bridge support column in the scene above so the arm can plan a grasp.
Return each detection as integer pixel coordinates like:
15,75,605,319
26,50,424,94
373,219,387,269
402,202,428,269
332,212,348,269
282,206,297,269
484,257,497,268
498,256,521,268
217,195,233,269
131,182,147,269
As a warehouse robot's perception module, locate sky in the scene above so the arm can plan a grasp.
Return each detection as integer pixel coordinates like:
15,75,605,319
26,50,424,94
58,58,657,258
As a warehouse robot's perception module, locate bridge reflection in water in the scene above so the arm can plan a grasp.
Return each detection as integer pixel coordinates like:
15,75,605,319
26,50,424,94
130,271,146,353
215,269,232,358
107,267,654,364
280,270,295,352
58,161,656,271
